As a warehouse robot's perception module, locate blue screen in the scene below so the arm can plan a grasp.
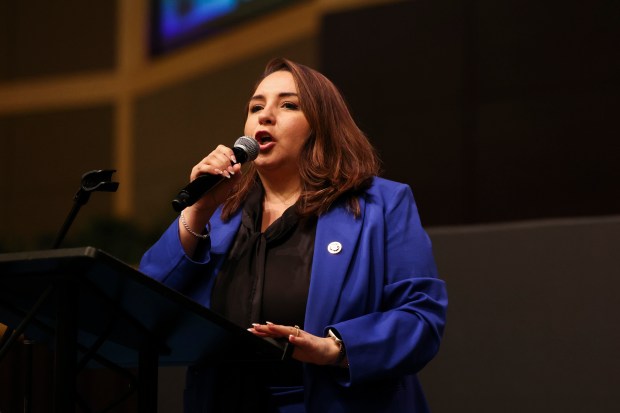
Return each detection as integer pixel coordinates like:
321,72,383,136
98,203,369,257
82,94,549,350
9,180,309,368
152,0,303,55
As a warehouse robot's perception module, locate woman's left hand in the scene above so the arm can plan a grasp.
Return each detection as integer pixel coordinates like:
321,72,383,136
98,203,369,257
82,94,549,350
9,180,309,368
248,322,341,366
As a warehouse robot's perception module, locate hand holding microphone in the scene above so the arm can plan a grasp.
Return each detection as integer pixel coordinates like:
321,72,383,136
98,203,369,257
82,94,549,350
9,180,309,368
172,136,259,212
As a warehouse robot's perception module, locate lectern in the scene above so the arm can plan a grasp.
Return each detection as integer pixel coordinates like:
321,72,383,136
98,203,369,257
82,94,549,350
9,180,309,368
0,247,287,412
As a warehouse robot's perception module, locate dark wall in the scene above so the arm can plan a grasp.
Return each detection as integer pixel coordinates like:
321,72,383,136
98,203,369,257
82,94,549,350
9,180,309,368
321,0,620,226
422,216,620,412
0,0,116,80
0,106,115,250
0,0,118,252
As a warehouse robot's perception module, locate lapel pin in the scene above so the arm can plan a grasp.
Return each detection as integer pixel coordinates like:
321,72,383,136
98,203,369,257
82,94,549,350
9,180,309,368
327,241,342,254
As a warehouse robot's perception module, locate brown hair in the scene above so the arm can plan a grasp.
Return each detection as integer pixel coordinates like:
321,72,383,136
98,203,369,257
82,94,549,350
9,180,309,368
221,58,380,220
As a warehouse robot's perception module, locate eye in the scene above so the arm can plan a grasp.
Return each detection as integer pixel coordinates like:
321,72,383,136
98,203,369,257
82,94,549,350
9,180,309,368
282,101,300,110
249,104,263,113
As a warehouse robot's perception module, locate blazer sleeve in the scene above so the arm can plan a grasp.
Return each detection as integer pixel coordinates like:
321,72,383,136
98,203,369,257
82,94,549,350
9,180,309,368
139,209,242,307
327,183,447,385
139,217,213,293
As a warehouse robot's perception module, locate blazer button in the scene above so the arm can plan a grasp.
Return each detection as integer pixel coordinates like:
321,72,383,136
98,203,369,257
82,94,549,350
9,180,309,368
327,242,342,254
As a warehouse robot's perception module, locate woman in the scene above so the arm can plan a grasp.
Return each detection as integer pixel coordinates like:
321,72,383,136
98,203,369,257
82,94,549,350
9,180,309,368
140,58,447,412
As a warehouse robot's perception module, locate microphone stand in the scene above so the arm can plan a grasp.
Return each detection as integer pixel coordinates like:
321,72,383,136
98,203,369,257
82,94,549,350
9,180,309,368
52,169,119,249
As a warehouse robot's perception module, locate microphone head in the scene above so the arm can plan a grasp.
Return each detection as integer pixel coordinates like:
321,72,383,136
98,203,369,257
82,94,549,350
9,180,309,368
234,136,260,163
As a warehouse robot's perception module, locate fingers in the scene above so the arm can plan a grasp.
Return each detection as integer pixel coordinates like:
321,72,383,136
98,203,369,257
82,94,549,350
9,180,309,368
247,322,300,339
190,145,239,181
246,323,339,365
247,323,307,356
186,145,242,211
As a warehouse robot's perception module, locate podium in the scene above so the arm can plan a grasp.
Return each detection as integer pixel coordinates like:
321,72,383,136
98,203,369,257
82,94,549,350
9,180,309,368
0,247,287,412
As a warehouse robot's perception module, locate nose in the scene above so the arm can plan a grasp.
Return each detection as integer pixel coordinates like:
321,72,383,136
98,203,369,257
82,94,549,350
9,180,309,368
258,105,275,125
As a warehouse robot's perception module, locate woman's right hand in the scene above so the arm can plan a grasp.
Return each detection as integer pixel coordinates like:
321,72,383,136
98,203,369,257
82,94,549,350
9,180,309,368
189,144,242,211
179,145,242,256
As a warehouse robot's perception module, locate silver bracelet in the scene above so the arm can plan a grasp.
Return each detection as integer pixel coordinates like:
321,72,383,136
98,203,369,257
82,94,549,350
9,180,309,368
180,211,210,240
328,329,349,368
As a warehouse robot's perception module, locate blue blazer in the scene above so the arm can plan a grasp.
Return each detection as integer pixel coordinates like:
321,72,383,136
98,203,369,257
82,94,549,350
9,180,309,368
140,177,448,412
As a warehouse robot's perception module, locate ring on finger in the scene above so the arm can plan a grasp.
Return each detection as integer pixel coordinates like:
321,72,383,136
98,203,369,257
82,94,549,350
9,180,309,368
294,325,300,337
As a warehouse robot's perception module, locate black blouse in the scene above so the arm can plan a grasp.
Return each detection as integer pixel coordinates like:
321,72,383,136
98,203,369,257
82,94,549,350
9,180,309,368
211,183,316,328
210,182,317,394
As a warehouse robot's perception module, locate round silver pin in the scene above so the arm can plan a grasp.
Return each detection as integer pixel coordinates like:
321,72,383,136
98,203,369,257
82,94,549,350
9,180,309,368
327,242,342,254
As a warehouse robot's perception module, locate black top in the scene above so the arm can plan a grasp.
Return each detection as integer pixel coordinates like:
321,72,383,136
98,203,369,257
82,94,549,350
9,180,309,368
210,181,317,398
211,182,316,328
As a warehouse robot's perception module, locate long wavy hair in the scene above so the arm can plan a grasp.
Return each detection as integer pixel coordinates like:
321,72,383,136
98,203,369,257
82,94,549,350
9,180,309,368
221,58,380,220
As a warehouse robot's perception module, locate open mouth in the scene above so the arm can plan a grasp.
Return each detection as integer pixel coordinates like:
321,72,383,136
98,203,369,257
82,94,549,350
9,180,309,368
255,132,274,145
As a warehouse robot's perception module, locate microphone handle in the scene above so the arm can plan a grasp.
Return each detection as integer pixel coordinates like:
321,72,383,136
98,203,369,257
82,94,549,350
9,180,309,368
171,146,248,212
171,174,224,212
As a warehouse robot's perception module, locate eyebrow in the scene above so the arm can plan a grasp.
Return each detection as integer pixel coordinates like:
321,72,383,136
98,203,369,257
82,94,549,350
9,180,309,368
250,92,299,101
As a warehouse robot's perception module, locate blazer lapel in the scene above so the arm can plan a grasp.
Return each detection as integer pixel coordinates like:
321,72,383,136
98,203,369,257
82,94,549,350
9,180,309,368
304,198,365,334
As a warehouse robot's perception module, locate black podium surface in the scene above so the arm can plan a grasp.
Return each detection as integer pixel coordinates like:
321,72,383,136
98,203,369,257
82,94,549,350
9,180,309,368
0,247,287,412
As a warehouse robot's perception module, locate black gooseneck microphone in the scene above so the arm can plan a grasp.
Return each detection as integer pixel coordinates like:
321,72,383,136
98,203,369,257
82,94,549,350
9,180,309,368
171,136,259,212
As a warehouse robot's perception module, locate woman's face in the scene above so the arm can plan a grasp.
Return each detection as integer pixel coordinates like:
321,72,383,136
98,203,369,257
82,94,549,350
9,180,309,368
244,70,311,174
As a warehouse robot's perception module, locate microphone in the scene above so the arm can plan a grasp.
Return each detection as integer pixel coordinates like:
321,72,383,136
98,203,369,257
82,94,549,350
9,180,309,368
171,136,259,212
